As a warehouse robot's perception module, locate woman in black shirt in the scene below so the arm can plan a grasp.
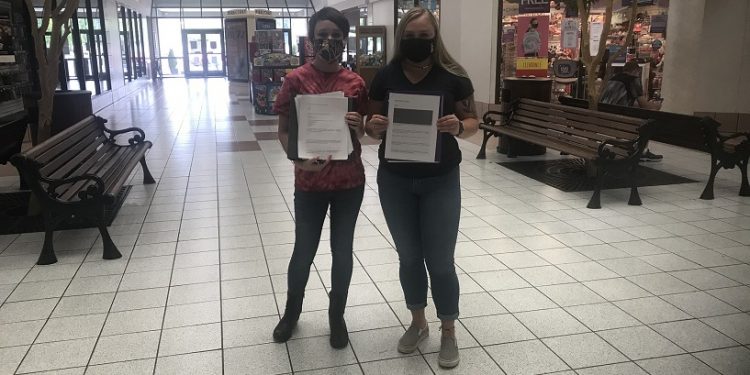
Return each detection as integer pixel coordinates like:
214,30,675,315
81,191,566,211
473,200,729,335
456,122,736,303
365,7,478,369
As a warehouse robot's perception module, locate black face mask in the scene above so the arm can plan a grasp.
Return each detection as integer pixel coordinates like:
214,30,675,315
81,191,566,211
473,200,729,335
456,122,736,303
314,39,345,64
400,38,434,63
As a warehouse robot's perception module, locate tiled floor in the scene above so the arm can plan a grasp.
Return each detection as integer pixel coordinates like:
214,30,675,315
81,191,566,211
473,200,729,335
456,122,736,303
0,78,748,375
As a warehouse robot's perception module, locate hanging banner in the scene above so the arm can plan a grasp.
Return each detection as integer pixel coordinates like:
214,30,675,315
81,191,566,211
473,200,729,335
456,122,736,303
650,14,667,33
561,18,579,49
589,22,603,57
516,15,549,77
519,0,550,14
225,18,249,81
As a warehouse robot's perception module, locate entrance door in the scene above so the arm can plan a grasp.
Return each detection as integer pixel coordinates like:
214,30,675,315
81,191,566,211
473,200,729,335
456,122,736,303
183,30,225,77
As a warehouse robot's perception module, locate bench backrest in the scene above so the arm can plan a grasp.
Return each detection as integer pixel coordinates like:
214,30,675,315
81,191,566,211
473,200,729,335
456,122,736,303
16,115,108,180
510,99,648,157
558,96,717,152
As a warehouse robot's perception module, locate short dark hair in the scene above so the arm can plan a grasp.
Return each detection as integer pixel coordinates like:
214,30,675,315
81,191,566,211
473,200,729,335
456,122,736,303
308,7,350,40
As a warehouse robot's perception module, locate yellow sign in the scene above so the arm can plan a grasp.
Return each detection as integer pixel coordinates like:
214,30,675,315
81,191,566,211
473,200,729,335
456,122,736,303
516,58,547,69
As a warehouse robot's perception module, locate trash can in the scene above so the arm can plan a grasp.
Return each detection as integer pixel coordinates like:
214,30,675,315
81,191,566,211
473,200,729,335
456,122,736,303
497,78,551,156
51,90,93,136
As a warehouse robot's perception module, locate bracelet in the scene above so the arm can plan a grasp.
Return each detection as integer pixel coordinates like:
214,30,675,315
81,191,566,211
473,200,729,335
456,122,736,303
456,121,465,137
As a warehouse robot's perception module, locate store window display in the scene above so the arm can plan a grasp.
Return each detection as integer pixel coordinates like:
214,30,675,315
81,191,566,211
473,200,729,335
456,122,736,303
499,0,669,101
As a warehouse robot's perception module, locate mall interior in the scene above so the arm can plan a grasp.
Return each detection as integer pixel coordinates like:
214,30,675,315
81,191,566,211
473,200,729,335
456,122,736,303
0,0,748,374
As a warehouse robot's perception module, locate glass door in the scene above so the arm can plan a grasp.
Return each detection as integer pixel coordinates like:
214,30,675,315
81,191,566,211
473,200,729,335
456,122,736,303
182,30,225,78
204,33,224,76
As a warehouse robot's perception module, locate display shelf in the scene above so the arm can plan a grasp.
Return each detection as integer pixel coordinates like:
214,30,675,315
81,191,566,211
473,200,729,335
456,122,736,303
249,26,298,115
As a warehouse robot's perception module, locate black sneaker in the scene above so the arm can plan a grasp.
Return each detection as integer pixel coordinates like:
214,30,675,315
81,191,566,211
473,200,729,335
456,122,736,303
641,150,663,162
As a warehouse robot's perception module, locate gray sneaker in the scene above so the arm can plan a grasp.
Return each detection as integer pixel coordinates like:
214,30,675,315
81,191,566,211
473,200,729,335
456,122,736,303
438,335,460,368
397,325,429,354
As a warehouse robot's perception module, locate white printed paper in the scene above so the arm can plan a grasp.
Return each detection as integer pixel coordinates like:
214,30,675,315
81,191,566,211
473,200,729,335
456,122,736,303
385,92,440,163
295,92,351,160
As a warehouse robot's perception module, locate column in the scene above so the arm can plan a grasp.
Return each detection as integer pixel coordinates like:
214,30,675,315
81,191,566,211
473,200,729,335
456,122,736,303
368,0,395,59
660,0,706,114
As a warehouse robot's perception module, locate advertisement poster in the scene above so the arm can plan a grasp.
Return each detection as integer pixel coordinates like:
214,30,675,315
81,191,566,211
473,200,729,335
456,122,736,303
515,16,549,77
225,19,248,81
561,18,579,49
589,22,603,57
0,2,13,63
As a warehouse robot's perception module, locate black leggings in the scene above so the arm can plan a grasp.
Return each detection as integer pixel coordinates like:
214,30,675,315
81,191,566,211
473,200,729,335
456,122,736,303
286,185,364,297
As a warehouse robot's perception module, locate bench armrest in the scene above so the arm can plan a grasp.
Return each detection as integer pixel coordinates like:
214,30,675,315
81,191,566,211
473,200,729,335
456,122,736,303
103,126,148,146
481,111,505,126
718,132,750,144
41,174,105,201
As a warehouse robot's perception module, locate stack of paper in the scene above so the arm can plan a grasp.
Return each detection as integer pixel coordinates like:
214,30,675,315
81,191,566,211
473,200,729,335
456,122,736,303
288,91,353,161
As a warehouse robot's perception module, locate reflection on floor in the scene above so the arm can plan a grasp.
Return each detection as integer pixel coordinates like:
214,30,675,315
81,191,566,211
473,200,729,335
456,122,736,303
0,78,748,375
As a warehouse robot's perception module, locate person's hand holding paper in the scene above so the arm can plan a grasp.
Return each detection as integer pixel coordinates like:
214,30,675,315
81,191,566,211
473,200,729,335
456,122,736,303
292,91,354,161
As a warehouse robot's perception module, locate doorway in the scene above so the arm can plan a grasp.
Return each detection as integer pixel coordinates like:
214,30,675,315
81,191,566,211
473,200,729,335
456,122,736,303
182,30,225,77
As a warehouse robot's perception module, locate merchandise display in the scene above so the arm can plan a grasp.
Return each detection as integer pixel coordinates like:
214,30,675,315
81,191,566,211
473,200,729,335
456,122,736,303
250,29,299,115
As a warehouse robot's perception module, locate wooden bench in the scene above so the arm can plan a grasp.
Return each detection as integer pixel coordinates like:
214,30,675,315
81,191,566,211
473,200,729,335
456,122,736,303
479,98,654,209
558,96,749,200
11,115,155,265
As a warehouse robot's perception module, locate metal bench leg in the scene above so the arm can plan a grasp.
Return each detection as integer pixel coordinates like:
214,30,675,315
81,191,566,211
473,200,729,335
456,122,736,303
38,213,58,265
739,156,750,197
476,130,492,159
140,157,156,184
507,137,517,158
700,157,721,200
628,165,642,206
97,207,122,260
587,167,604,209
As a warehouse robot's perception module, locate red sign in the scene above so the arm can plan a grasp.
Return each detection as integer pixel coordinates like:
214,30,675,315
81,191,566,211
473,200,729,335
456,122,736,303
516,16,549,77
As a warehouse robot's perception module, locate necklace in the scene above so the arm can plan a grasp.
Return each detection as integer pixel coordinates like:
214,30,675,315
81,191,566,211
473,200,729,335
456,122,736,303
405,60,433,71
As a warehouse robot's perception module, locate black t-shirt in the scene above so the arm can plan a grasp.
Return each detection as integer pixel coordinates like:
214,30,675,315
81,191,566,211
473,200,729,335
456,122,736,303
369,62,474,178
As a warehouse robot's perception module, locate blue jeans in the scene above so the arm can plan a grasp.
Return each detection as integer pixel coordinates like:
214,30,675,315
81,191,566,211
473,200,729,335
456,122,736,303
377,167,461,320
287,185,364,297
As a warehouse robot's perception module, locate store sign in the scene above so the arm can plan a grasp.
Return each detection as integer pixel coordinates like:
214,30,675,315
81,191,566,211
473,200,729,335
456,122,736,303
519,0,550,14
622,0,655,5
254,9,273,16
561,18,579,49
650,14,667,33
225,9,248,16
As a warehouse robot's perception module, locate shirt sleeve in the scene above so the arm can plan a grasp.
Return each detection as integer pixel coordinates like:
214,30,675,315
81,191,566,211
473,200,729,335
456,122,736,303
272,73,298,116
368,67,388,101
455,75,475,102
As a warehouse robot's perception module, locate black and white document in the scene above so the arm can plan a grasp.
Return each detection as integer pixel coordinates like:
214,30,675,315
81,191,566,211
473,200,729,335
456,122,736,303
292,92,352,160
385,92,441,163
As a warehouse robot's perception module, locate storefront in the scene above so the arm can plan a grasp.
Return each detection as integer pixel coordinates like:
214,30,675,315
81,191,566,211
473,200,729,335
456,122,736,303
499,0,669,101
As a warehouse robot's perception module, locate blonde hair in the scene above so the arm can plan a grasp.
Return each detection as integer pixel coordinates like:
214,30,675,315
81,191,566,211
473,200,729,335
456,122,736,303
392,7,468,78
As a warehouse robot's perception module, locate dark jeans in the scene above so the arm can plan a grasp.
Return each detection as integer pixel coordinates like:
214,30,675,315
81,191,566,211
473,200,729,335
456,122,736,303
377,167,461,320
286,185,364,298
